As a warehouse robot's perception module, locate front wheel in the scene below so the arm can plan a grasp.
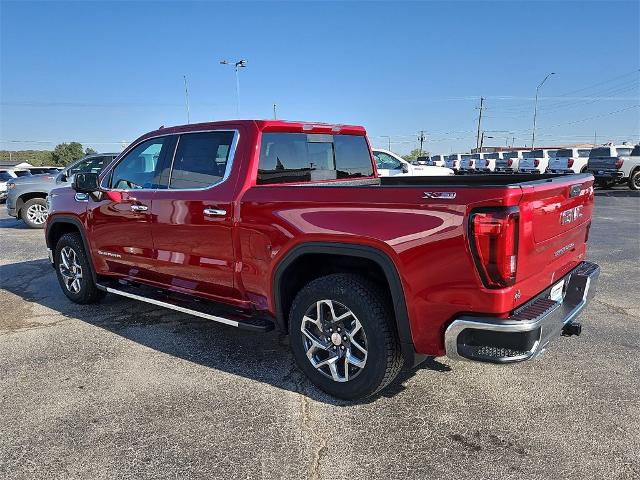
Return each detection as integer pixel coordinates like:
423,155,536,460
54,232,106,304
628,170,640,191
289,273,403,400
22,197,48,229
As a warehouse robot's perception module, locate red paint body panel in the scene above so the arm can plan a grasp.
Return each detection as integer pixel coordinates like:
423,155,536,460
45,120,595,358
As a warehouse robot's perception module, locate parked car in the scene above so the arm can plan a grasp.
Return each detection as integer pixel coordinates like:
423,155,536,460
372,148,454,176
519,149,558,174
548,148,592,174
496,151,526,173
45,120,599,400
586,144,640,190
6,153,117,228
458,154,476,173
445,153,464,171
470,153,496,173
26,166,63,175
428,154,447,167
0,170,13,202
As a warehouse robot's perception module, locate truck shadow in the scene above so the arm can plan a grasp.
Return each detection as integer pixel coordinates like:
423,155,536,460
594,189,639,198
0,217,28,229
0,259,450,406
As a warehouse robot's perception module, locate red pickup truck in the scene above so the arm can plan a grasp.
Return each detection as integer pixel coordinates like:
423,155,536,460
45,120,600,400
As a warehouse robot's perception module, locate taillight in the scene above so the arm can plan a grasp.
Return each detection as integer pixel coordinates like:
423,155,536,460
567,158,574,168
534,159,540,167
615,157,624,169
469,207,519,288
507,159,513,167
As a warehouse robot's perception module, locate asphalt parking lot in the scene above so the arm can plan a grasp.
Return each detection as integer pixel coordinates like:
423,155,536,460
0,188,638,480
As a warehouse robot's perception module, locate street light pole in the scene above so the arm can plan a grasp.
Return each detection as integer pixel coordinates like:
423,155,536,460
531,72,555,149
183,75,190,124
381,136,391,151
220,59,248,118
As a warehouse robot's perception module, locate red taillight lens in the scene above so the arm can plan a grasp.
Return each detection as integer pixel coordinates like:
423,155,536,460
507,159,513,166
534,159,540,167
567,158,574,168
615,157,624,169
469,208,519,288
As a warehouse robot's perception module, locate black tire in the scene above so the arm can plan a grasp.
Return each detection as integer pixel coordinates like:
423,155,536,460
289,273,403,400
21,197,48,229
54,232,106,304
628,170,640,191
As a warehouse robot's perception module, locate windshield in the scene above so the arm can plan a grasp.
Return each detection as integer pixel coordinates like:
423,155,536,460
68,156,113,176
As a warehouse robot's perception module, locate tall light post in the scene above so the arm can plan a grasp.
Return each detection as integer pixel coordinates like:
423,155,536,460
531,72,555,149
220,59,248,117
380,135,391,151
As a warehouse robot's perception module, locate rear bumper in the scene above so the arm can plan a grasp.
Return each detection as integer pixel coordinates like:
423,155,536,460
444,261,600,363
589,169,625,180
548,168,575,174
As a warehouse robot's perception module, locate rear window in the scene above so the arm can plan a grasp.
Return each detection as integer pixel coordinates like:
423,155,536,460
578,149,591,157
590,147,612,157
523,150,545,158
617,147,632,156
556,149,574,157
257,133,373,185
461,154,473,160
503,151,521,159
0,172,12,181
485,153,501,159
631,146,640,156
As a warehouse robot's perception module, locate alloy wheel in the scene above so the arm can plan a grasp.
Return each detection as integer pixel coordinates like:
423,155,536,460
26,203,48,225
300,299,368,382
59,246,83,293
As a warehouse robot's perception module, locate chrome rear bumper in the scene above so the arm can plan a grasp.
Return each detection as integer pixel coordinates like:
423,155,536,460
445,261,600,363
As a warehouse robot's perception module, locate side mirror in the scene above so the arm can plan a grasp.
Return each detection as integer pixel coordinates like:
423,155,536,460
72,172,100,193
401,164,409,173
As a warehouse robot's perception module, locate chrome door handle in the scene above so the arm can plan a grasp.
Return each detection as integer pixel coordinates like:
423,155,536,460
130,204,148,212
203,208,227,217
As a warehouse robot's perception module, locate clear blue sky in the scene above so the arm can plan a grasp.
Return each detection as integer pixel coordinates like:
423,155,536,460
1,0,638,155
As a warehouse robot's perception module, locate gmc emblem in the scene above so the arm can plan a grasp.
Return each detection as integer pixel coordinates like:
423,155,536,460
560,206,584,225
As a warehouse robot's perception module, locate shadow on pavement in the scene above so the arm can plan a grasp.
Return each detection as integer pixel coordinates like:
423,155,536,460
594,189,639,198
0,258,450,405
0,217,29,229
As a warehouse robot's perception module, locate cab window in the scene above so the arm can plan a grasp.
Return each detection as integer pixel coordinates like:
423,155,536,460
110,138,169,190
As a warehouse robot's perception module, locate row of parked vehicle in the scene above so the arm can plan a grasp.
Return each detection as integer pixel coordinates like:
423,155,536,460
413,143,640,190
0,166,63,202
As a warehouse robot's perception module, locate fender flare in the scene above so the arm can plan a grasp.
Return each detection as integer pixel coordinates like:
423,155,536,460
46,216,98,284
272,242,422,367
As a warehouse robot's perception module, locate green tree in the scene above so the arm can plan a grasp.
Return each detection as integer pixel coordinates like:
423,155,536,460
85,147,97,155
52,142,85,166
401,148,430,163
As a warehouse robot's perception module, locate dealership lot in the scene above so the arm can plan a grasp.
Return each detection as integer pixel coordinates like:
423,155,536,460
0,189,638,480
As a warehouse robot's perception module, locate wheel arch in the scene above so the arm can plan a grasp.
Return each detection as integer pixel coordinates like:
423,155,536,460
16,191,48,216
272,242,422,368
46,216,98,283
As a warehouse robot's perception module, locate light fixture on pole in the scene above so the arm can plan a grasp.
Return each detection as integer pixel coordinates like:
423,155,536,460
531,72,555,149
220,59,248,118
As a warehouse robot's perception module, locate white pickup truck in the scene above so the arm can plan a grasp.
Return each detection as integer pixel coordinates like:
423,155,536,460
495,151,526,173
547,148,592,174
470,153,496,173
457,154,476,173
428,154,447,167
519,149,558,174
372,148,454,177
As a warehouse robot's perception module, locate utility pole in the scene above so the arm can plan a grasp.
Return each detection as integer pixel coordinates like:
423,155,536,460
475,97,485,151
380,135,391,151
183,75,190,124
418,131,426,155
532,72,555,149
273,103,277,120
593,130,597,146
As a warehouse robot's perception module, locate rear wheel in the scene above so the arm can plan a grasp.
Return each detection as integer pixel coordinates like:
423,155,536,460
22,197,48,229
54,233,106,304
628,170,640,191
289,273,403,400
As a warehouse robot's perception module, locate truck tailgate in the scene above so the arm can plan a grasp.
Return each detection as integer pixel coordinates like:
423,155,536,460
516,175,594,291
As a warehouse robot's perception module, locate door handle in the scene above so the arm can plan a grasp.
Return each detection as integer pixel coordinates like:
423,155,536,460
130,204,148,212
203,208,227,217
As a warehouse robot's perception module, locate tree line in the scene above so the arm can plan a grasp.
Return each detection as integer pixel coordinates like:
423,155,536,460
0,143,98,166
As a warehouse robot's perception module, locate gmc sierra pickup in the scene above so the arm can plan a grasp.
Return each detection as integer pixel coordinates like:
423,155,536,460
45,120,600,400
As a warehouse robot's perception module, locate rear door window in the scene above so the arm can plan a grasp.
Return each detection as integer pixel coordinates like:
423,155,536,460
169,131,236,189
257,133,374,184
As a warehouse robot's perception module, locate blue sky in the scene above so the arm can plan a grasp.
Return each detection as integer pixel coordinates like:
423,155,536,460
1,0,639,155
